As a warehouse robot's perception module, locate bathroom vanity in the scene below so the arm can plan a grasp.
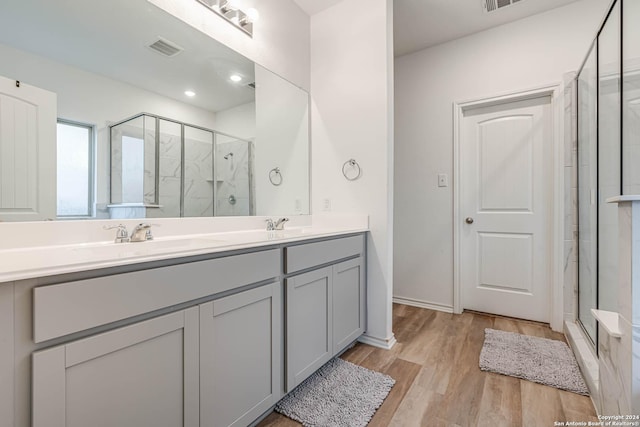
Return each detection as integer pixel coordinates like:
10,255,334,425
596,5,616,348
0,225,367,427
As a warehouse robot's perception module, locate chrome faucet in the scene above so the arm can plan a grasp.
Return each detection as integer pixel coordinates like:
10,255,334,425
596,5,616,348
130,223,156,242
103,224,129,243
265,218,289,231
274,218,289,230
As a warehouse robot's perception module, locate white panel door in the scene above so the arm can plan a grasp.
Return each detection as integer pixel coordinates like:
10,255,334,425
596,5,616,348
460,96,552,322
0,74,56,221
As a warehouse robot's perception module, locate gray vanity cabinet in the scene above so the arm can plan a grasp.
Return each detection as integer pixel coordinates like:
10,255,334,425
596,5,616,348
332,257,366,354
199,282,282,427
285,235,366,392
285,266,334,392
32,307,200,427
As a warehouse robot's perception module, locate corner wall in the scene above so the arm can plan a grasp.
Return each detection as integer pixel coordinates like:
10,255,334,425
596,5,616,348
310,0,395,347
393,0,610,311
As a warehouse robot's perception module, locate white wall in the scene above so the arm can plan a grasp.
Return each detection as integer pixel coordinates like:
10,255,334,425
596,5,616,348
255,65,310,216
311,0,395,347
0,42,217,217
147,0,310,92
393,0,611,309
215,102,256,140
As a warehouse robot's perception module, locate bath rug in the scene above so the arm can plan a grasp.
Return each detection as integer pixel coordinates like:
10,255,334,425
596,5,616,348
275,358,395,427
479,328,589,395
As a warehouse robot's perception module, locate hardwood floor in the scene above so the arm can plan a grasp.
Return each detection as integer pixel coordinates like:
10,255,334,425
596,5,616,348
258,303,598,427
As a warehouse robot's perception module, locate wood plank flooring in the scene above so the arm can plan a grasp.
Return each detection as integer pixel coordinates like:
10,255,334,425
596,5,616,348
258,304,597,427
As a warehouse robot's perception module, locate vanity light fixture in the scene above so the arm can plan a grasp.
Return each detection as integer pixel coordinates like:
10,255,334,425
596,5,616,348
184,90,196,97
195,0,258,37
229,74,242,82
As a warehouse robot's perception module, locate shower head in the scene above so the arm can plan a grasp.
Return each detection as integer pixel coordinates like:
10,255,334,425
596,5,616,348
223,152,233,160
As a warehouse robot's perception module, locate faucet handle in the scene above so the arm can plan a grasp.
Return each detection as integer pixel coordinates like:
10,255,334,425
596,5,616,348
103,224,129,243
265,218,275,231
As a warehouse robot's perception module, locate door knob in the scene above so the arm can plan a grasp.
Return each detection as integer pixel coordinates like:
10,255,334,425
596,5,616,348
465,217,474,224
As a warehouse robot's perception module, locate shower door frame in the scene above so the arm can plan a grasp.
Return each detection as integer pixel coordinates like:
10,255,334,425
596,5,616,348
109,112,254,218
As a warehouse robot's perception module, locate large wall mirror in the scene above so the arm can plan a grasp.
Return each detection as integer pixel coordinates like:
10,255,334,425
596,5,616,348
0,0,310,221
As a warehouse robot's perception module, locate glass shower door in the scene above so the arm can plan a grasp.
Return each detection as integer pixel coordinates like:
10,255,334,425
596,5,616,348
577,43,598,343
598,2,621,314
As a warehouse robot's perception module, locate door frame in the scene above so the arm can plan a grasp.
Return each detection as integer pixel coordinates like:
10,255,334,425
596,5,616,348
453,84,564,332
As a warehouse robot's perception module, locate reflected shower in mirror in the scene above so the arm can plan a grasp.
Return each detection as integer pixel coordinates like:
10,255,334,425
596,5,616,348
0,0,309,221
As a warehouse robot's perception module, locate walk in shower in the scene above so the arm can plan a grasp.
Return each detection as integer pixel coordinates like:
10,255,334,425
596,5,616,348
576,0,639,346
109,113,253,219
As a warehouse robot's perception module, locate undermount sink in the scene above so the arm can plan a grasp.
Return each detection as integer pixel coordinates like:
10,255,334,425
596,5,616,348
72,237,227,257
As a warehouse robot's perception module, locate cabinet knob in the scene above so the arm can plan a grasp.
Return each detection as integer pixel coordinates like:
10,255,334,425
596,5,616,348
465,217,474,224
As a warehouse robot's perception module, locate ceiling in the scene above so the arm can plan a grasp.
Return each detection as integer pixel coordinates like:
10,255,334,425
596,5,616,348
0,0,256,113
294,0,582,57
293,0,344,16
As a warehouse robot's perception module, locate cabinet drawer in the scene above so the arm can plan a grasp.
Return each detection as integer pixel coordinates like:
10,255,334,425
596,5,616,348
285,235,364,274
33,249,280,343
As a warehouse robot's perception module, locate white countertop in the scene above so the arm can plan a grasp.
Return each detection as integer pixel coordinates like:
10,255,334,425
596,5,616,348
0,225,368,283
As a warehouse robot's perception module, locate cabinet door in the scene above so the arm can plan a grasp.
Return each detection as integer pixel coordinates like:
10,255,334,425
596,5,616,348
32,308,199,427
333,257,366,354
285,267,333,392
200,282,281,427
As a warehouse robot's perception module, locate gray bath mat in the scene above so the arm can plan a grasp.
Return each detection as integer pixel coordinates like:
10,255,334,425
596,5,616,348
275,358,395,427
479,328,589,395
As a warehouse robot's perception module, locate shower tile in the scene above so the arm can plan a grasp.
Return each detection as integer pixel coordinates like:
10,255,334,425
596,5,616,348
632,325,640,412
563,252,577,318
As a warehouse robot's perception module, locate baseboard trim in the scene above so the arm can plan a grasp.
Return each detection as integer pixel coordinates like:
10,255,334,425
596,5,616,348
358,333,397,350
393,297,454,313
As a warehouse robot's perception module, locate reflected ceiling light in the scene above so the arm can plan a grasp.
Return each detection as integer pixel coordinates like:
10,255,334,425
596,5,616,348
184,90,196,97
229,74,242,82
195,0,257,37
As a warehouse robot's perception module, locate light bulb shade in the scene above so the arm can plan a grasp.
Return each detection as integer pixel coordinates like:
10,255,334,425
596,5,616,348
224,0,240,11
245,8,259,23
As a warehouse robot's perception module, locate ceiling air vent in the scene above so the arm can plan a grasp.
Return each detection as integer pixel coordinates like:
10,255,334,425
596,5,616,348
147,37,184,57
484,0,522,13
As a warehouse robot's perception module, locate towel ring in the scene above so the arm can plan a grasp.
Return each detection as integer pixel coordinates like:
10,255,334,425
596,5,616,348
342,159,361,181
269,167,283,186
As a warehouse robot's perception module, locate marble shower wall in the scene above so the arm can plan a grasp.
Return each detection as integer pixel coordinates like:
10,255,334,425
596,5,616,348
183,127,215,217
563,72,579,325
215,137,253,216
110,115,252,219
145,123,216,219
597,200,640,415
147,120,182,218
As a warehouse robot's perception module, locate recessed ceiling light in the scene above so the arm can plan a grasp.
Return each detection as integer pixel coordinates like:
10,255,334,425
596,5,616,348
184,90,196,97
230,74,242,82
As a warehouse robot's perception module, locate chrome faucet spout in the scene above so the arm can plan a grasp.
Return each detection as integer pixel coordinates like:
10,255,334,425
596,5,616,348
130,223,156,242
274,218,289,230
